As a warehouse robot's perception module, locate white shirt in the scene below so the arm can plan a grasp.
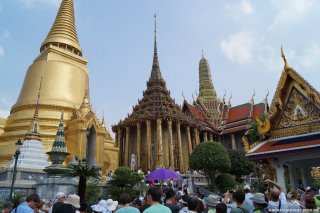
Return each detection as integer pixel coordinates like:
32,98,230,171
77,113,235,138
267,192,288,212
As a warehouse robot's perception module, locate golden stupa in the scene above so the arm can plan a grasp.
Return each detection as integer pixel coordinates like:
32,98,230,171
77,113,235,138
0,0,118,173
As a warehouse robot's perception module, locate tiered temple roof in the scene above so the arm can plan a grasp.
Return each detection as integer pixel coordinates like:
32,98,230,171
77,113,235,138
113,17,199,130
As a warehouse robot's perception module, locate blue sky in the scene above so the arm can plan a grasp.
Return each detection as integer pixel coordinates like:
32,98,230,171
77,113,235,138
1,0,320,132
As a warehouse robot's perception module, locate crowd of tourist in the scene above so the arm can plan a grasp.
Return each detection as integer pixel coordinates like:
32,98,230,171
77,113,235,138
2,178,320,213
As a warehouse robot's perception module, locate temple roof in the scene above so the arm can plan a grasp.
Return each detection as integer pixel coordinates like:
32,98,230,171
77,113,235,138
247,132,320,160
113,17,199,129
41,0,82,55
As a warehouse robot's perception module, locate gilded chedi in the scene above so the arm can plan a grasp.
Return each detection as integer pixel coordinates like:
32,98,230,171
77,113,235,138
0,0,118,173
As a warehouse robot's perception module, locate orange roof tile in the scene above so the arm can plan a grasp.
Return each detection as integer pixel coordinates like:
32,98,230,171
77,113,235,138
253,103,265,118
227,104,251,122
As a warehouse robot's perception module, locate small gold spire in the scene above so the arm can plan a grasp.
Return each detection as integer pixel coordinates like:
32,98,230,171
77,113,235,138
251,89,255,103
101,111,106,128
281,46,290,71
202,49,204,58
41,0,82,55
182,91,186,100
228,93,232,108
222,90,226,104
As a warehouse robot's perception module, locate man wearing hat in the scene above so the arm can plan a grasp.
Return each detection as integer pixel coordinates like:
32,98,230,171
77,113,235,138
51,192,66,213
250,193,268,213
204,194,220,213
55,194,80,213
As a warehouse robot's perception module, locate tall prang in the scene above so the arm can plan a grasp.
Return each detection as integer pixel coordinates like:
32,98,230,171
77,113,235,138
198,52,222,127
0,0,118,173
112,15,201,172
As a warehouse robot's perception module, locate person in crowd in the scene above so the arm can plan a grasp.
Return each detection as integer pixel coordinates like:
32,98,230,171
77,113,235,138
186,196,199,213
143,187,171,213
164,189,180,213
243,185,253,213
196,199,204,213
91,200,107,213
116,193,139,213
264,179,288,212
249,193,268,213
36,200,49,213
179,195,189,213
305,193,316,210
230,191,249,213
287,190,304,212
216,203,228,213
105,199,118,213
79,203,88,213
132,198,142,209
138,196,150,213
11,193,40,213
204,194,220,213
50,192,66,213
55,194,80,213
1,202,13,213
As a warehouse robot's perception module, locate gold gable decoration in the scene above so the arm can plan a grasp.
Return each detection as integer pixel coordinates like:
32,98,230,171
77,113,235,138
277,88,320,129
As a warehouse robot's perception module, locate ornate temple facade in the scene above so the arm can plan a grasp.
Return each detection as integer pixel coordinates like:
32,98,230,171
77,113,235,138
247,50,320,191
112,19,201,172
0,0,118,173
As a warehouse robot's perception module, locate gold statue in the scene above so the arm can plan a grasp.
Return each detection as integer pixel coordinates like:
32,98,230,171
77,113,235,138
242,136,250,153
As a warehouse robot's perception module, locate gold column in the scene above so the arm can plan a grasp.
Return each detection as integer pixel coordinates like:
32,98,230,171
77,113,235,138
231,134,236,150
125,126,130,166
146,120,151,170
186,126,192,156
209,134,213,141
204,132,208,142
136,122,141,169
118,129,123,165
156,118,163,167
168,120,174,169
176,122,183,171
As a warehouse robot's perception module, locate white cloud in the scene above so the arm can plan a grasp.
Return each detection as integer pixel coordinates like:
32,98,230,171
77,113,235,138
269,0,315,31
224,0,254,18
0,46,4,57
298,43,320,69
240,0,254,15
220,32,254,64
20,0,60,9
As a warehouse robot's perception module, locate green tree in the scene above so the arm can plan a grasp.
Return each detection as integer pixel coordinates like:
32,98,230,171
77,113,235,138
189,141,231,184
228,150,254,182
64,160,100,203
215,173,236,193
86,178,103,205
107,167,143,201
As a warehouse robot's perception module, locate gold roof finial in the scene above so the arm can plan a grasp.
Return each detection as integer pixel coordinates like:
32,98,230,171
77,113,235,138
228,93,232,108
182,91,186,100
222,90,226,104
281,46,290,72
251,89,255,103
202,49,204,58
41,0,82,55
101,111,105,128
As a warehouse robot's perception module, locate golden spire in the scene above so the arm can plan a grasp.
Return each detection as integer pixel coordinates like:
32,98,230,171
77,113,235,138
281,46,290,72
101,111,106,128
149,14,163,81
41,0,82,55
25,78,42,141
251,89,255,104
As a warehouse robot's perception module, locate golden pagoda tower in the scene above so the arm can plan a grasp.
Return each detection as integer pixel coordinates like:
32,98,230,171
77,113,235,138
198,52,223,127
0,0,118,173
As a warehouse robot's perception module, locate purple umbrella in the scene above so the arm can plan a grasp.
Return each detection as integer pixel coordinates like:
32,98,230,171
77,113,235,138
146,168,181,180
